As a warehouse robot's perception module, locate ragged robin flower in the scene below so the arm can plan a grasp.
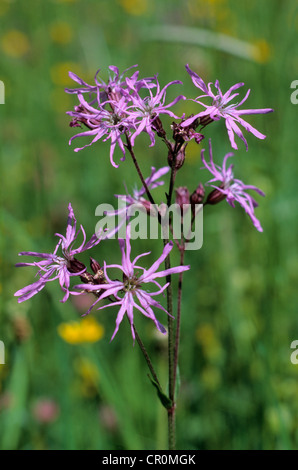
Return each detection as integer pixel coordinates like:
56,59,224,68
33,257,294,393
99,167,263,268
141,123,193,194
202,140,265,232
66,65,157,166
182,64,273,151
14,203,101,303
66,65,185,165
74,226,190,342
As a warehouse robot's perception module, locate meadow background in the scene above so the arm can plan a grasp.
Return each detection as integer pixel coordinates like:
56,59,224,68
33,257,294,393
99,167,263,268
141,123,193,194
1,0,298,450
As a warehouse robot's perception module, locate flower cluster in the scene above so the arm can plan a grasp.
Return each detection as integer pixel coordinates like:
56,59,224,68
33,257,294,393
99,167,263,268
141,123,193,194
15,204,189,341
15,63,273,345
75,226,189,342
66,65,185,167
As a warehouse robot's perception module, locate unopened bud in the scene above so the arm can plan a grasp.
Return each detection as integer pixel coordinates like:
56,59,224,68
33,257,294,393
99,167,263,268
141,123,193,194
90,257,101,274
190,183,205,206
90,257,105,284
168,145,186,170
175,186,190,214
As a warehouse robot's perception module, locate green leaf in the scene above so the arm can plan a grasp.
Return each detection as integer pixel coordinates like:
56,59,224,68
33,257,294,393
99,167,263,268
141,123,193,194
147,374,172,410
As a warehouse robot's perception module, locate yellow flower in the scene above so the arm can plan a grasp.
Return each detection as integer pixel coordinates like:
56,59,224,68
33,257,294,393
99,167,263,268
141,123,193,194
57,317,104,344
1,30,30,58
49,22,73,45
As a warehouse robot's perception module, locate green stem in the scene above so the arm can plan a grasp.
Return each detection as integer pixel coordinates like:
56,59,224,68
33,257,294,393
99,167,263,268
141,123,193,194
164,142,181,450
173,245,185,394
163,237,176,450
133,324,161,388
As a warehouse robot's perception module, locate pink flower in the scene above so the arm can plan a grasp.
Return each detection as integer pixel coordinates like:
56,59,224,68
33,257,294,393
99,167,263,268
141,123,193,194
127,78,185,147
66,65,158,166
182,64,273,151
202,140,265,232
67,94,133,167
74,227,190,342
14,204,101,303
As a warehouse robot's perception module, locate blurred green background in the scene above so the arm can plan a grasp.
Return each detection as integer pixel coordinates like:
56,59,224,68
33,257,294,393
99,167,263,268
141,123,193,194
1,0,298,450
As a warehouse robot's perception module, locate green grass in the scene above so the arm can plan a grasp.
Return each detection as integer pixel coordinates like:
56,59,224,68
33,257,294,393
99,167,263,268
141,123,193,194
1,0,298,450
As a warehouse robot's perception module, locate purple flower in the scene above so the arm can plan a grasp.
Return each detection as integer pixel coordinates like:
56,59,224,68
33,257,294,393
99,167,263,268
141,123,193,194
128,79,185,146
67,94,133,167
182,64,273,151
66,65,159,167
65,65,155,102
74,227,190,342
202,140,265,231
14,204,101,303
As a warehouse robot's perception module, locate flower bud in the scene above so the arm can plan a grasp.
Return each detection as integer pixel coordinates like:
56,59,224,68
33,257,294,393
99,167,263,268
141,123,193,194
167,145,186,170
90,258,105,284
175,186,190,215
90,257,101,274
190,183,205,206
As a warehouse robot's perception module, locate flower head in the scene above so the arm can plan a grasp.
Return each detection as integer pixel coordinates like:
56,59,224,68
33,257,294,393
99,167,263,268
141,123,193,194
202,140,265,231
127,78,185,146
14,203,101,303
66,65,159,166
67,93,133,167
66,66,185,165
182,64,273,151
65,65,154,102
74,227,190,342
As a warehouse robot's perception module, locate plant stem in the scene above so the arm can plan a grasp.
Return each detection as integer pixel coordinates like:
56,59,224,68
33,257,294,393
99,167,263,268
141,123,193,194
162,238,176,450
133,324,161,388
173,245,185,394
166,140,183,207
164,142,181,451
125,130,182,450
125,133,156,206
